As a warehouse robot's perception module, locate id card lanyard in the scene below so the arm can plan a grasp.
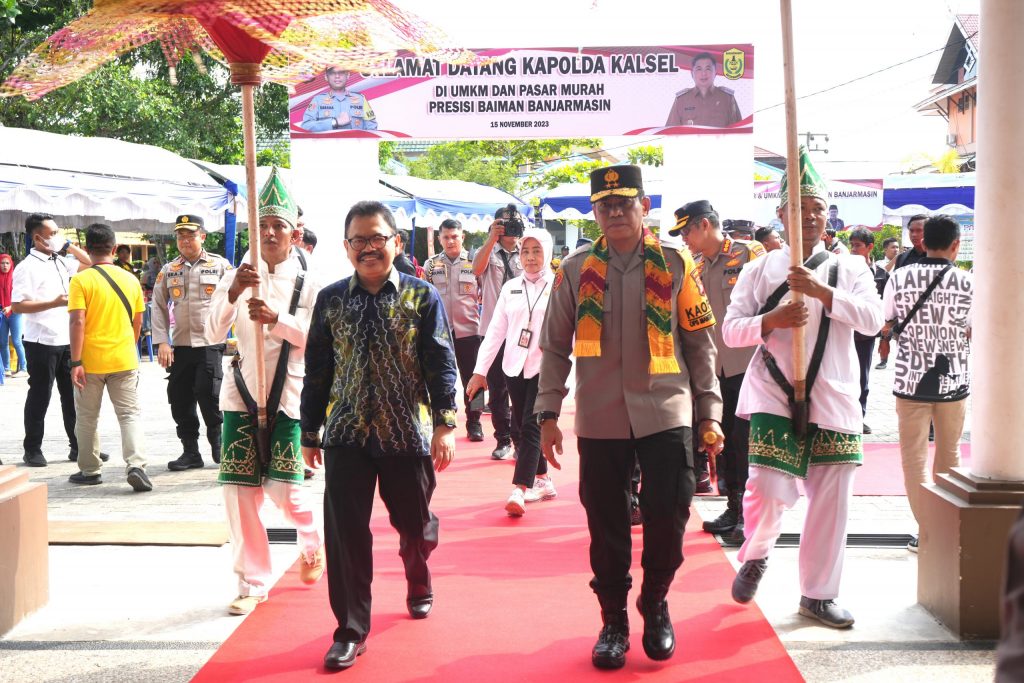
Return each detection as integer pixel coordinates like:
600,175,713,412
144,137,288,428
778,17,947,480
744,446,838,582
518,279,549,348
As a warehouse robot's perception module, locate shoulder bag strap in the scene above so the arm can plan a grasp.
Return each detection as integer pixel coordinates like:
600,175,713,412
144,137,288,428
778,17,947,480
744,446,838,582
265,260,308,419
91,265,133,324
758,258,840,405
804,261,840,396
891,264,954,337
231,258,308,419
757,250,831,315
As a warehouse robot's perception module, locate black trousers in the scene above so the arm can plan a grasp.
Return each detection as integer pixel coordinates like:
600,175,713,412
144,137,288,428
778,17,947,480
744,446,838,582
324,447,438,643
22,341,77,456
486,343,519,447
166,345,224,448
720,372,751,495
854,336,876,417
453,335,482,424
578,426,695,609
506,373,546,488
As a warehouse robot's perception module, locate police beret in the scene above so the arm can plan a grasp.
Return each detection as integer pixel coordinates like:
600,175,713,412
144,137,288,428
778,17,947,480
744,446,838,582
590,164,644,203
669,200,717,236
174,215,204,232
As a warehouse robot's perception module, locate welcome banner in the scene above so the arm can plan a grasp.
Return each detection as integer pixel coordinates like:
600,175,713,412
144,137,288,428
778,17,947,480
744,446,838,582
754,179,884,229
288,45,754,140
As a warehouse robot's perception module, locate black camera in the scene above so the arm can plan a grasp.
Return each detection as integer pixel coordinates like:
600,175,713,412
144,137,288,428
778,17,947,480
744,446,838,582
498,203,525,238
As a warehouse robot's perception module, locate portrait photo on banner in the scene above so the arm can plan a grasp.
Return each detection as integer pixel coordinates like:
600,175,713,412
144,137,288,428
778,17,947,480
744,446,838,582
288,45,754,140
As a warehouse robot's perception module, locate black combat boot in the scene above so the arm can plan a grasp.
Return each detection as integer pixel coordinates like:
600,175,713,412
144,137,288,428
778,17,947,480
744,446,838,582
702,489,740,534
592,609,629,669
168,440,204,471
636,593,675,660
723,492,746,545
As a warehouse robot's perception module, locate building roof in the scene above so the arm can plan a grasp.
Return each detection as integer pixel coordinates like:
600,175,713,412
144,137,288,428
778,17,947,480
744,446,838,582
933,14,978,85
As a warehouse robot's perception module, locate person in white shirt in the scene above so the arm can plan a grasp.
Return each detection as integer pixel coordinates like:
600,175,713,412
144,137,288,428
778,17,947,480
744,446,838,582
721,147,883,629
11,213,101,467
466,228,556,516
206,169,325,616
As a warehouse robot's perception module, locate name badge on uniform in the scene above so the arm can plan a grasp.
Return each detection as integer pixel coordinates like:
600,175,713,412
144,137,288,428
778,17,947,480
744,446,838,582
518,329,533,348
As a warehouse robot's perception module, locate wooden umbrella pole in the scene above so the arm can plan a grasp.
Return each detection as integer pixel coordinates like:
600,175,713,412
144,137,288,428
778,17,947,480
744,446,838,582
780,0,806,402
233,64,268,422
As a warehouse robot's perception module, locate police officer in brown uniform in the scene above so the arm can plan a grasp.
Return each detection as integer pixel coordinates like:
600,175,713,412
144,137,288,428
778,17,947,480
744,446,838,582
537,165,724,670
672,201,765,543
152,215,233,470
425,219,485,441
665,52,742,128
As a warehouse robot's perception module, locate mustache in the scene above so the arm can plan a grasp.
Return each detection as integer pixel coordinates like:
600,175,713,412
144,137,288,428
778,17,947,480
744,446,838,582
358,251,385,261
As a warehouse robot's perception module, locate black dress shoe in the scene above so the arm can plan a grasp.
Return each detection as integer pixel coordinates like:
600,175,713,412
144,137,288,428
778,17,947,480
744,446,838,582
636,595,675,660
23,452,47,467
407,594,433,619
592,619,629,669
324,640,366,670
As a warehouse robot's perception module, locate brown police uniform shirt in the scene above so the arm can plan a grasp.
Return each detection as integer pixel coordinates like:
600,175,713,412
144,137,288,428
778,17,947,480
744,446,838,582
151,251,233,347
695,237,765,378
665,85,742,128
535,242,723,440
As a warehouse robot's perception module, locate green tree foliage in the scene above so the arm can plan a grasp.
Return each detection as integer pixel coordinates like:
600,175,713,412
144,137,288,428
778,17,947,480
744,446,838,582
626,145,663,167
378,140,405,170
407,139,602,194
0,1,289,165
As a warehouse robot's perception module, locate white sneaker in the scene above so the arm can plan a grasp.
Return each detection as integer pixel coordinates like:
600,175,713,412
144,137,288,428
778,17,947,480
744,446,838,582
524,477,557,503
505,488,526,517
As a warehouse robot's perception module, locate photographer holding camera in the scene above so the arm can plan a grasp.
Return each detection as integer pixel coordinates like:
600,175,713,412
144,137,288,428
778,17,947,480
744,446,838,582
472,204,525,461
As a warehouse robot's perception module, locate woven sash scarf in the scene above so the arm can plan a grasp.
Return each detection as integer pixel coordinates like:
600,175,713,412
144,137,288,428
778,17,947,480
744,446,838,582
575,230,680,374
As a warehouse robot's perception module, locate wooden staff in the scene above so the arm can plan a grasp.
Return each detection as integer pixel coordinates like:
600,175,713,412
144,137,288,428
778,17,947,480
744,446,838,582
232,64,268,427
780,0,806,402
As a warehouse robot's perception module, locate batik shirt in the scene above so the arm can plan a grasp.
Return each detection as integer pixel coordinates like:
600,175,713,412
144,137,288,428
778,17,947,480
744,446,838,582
301,268,458,457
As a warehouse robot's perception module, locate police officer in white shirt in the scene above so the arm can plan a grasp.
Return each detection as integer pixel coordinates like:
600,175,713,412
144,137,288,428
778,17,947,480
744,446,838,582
11,213,103,467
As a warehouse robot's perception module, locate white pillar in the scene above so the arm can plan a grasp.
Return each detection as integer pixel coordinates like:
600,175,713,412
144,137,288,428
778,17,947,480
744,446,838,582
970,0,1024,480
290,138,380,281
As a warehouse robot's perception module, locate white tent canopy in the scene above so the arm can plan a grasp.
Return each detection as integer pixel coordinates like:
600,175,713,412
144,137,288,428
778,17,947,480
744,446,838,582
0,127,232,235
379,174,531,233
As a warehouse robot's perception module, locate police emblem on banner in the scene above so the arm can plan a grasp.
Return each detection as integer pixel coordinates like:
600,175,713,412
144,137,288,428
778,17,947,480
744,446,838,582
723,48,745,80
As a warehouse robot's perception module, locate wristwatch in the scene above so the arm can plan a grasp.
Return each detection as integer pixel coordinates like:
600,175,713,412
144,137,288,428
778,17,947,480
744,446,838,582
436,409,457,429
300,431,320,448
535,411,558,426
70,360,83,368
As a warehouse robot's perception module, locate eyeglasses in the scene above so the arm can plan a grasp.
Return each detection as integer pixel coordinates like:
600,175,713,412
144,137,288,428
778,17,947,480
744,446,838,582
346,234,394,251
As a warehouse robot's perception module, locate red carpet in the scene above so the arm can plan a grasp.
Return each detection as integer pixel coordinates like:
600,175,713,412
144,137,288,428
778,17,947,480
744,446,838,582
849,442,972,496
192,406,803,682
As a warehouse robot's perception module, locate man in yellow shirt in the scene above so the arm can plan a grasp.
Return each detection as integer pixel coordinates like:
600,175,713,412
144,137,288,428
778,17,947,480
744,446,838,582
67,223,151,491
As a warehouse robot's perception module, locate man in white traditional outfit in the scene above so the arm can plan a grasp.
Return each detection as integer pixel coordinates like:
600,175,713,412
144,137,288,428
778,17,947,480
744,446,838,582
207,168,325,615
721,147,884,628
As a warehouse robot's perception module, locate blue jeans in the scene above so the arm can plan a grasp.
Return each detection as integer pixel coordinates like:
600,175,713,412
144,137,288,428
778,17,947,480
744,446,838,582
0,311,26,373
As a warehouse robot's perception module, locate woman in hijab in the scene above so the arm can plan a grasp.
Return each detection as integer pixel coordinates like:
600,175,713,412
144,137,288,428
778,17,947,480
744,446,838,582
0,253,26,377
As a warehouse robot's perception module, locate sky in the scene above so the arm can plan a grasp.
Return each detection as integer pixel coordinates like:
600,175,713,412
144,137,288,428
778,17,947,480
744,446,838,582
402,0,981,176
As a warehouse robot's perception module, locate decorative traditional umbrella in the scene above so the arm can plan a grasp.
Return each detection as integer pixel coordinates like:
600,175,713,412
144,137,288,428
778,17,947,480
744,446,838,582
1,0,476,451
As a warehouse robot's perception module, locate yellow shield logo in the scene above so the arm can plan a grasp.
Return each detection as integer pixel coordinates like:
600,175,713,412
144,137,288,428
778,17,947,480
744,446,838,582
723,48,745,80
